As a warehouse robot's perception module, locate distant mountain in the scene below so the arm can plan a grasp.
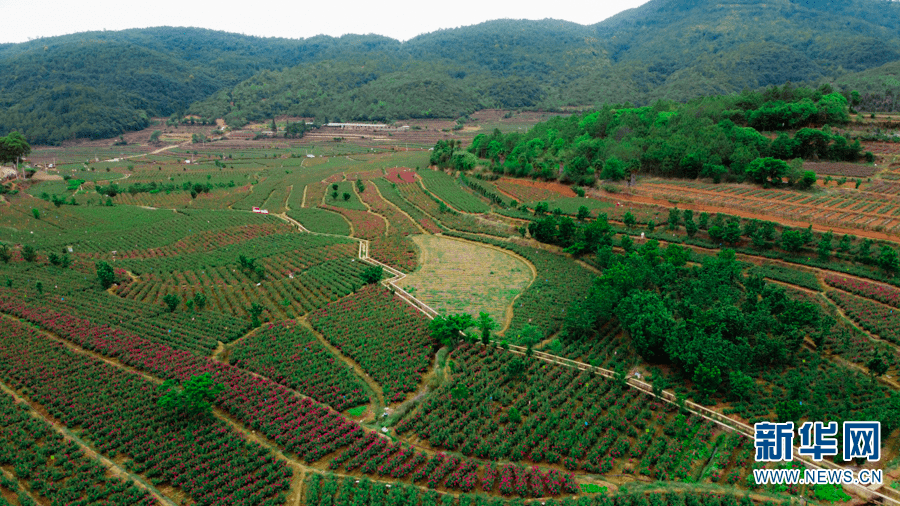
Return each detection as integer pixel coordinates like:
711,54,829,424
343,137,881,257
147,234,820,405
0,28,404,144
3,0,900,144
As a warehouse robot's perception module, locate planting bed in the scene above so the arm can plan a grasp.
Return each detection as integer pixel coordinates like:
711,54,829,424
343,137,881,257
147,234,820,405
230,321,369,411
395,344,750,484
418,170,491,213
308,286,436,403
0,317,293,506
398,235,532,326
0,388,158,506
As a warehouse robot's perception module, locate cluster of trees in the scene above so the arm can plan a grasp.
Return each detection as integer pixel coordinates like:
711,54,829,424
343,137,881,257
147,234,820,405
468,87,865,186
527,207,614,255
94,180,234,199
430,140,478,171
429,311,497,349
161,292,208,313
566,245,821,403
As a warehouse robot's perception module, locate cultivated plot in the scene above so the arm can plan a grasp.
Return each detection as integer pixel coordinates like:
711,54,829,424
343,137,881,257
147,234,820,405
398,235,533,326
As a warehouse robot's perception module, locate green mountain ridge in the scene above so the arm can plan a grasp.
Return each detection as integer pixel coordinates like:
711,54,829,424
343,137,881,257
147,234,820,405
3,0,900,144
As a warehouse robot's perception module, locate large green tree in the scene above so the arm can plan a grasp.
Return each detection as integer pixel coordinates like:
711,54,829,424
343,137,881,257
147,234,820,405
0,132,31,178
157,373,224,419
429,313,475,349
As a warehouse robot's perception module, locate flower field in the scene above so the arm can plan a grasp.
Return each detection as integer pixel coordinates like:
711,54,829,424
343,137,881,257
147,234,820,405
385,168,417,184
418,170,491,213
0,300,558,499
303,474,789,506
825,275,900,307
751,264,821,291
539,322,636,368
115,235,369,320
358,182,421,272
394,345,749,483
0,389,158,506
358,182,421,236
92,223,293,260
372,179,442,234
318,204,386,242
308,286,436,403
828,289,900,345
804,161,879,177
324,182,368,211
394,182,513,237
287,208,351,236
0,270,249,356
0,317,293,506
233,173,291,212
230,321,370,411
304,182,329,207
12,207,277,256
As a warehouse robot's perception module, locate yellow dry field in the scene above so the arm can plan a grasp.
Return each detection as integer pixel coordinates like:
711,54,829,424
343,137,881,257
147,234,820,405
398,235,533,326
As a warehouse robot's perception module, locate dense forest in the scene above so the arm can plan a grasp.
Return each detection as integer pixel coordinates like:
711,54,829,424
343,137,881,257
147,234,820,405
459,84,864,185
3,0,900,144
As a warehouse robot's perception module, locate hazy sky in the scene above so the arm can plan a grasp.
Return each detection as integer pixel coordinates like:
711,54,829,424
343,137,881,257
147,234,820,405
3,1,651,44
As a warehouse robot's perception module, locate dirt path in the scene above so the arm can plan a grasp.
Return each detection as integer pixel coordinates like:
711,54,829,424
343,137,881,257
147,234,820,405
214,325,267,363
301,184,308,208
296,316,386,413
0,467,45,506
213,340,225,360
284,185,294,212
279,212,311,233
0,377,177,506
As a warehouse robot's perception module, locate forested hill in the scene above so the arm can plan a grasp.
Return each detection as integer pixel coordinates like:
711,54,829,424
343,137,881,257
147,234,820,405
4,0,900,144
0,28,404,144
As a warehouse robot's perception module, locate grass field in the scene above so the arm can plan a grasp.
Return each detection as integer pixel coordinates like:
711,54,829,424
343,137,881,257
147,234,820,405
397,235,532,325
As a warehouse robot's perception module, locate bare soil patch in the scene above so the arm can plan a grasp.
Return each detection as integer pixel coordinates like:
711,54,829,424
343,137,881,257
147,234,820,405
497,177,578,200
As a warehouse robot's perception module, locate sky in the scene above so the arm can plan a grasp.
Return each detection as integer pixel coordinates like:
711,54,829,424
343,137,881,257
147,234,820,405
2,0,651,44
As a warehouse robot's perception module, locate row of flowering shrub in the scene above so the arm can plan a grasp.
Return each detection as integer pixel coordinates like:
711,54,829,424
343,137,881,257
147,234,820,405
395,344,747,484
304,474,769,506
86,223,293,260
825,275,900,308
308,285,436,403
0,317,291,506
0,388,158,506
357,182,421,272
230,321,370,411
372,179,443,234
828,289,900,345
116,234,367,321
0,296,565,498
